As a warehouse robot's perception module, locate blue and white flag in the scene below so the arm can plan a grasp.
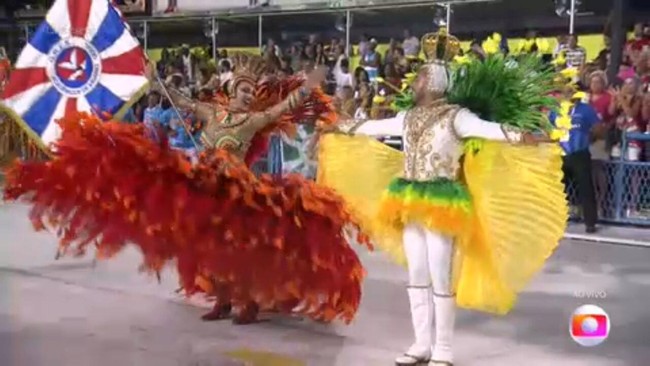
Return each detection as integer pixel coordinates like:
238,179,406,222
1,0,148,147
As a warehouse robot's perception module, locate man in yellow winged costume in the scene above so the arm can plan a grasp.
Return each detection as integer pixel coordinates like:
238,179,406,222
318,30,568,366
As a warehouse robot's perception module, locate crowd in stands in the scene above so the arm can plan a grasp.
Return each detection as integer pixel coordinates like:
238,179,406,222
1,23,650,163
1,21,649,222
131,24,650,164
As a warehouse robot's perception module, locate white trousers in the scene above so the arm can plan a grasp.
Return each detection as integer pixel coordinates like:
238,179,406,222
397,223,456,364
403,223,455,295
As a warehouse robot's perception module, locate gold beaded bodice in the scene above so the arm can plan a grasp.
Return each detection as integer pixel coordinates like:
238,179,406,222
200,111,258,159
402,103,462,181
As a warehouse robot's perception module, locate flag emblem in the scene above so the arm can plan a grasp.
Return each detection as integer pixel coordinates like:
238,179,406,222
1,0,148,147
48,38,102,96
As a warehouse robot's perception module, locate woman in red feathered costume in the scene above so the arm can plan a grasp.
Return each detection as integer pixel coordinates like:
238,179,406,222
4,53,372,325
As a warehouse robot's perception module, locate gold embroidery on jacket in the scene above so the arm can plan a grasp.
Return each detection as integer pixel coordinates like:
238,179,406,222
403,102,462,181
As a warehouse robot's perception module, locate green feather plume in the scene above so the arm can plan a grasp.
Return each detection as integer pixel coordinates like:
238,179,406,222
447,54,557,133
392,54,558,133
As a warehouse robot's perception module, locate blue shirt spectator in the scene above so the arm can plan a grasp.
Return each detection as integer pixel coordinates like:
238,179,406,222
143,105,165,126
142,92,167,141
159,107,173,128
549,101,600,155
170,111,200,149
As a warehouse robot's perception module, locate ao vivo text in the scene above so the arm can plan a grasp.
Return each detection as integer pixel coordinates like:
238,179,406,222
573,290,607,299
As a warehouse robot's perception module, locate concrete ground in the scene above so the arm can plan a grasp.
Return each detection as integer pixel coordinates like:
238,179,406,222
1,202,649,366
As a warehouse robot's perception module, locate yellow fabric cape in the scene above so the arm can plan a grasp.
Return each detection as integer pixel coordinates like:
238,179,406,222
317,133,568,315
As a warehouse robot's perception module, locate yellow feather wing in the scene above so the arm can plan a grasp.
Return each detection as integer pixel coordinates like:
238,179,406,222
317,133,406,263
456,141,568,315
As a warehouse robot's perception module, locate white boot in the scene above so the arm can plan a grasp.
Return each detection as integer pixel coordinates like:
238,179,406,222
395,287,433,366
431,295,455,365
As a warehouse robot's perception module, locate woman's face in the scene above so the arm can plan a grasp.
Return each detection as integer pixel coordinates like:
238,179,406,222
622,80,637,96
359,71,369,83
589,76,606,94
637,53,650,72
231,81,256,110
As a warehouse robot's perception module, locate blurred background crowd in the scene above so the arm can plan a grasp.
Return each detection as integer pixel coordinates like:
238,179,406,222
0,0,649,224
106,22,650,164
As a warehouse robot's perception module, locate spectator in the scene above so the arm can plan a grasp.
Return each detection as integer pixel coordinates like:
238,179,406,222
304,44,316,62
157,48,171,77
626,22,650,63
263,38,282,58
314,43,327,65
168,73,191,97
384,38,400,65
335,85,355,117
326,38,340,66
358,34,370,57
594,35,611,71
143,91,168,141
550,85,600,233
307,34,319,48
588,71,613,159
197,64,219,91
609,78,643,161
180,45,195,83
333,57,353,94
617,59,636,83
360,39,381,82
565,35,587,70
382,62,401,89
553,34,569,58
353,67,372,119
288,44,303,72
403,29,420,57
588,71,613,126
263,46,282,72
635,50,650,92
218,59,233,89
169,111,200,165
393,47,409,75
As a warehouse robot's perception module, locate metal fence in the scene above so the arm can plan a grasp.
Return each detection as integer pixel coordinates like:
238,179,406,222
567,133,650,226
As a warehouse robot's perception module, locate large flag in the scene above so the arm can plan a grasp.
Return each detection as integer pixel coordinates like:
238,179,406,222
0,0,148,148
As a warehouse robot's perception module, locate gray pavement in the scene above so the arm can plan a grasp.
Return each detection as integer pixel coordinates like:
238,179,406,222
1,202,650,366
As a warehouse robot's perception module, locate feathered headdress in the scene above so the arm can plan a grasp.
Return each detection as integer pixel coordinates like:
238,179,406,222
228,53,267,94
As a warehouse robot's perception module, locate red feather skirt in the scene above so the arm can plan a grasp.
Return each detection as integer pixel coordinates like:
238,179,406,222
3,114,371,324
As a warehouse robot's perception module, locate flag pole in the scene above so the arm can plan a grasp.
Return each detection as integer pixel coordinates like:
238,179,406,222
569,0,576,35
